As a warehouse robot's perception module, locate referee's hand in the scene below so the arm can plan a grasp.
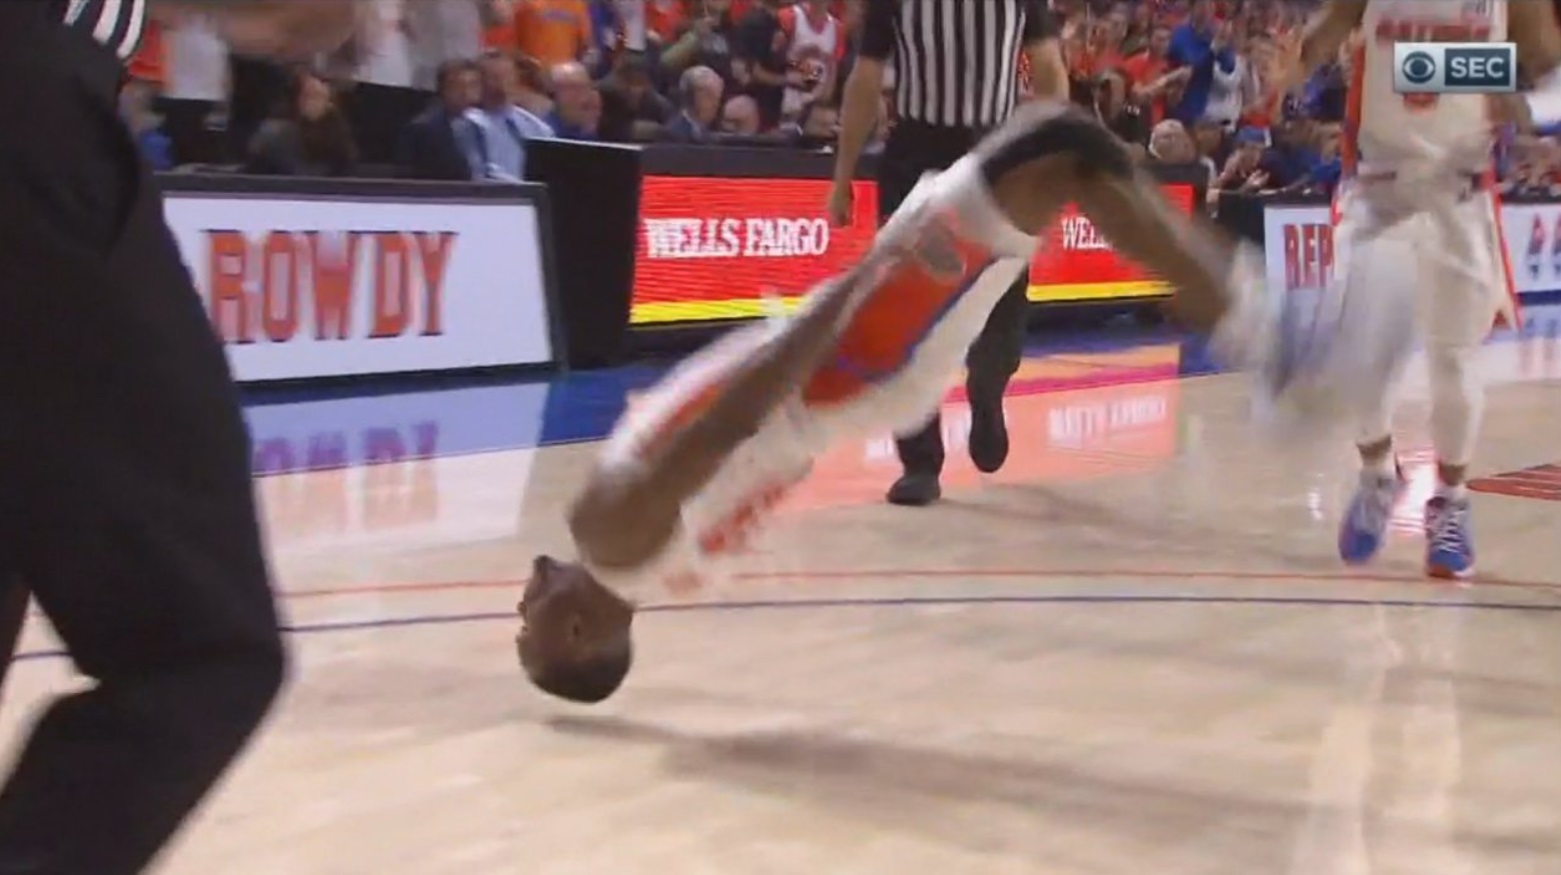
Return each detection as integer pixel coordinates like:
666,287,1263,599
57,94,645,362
826,180,853,228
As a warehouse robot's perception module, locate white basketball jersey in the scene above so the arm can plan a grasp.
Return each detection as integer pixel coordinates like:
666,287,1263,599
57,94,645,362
1350,0,1506,175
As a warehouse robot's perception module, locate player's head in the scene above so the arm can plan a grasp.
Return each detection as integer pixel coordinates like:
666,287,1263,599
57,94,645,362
517,555,635,704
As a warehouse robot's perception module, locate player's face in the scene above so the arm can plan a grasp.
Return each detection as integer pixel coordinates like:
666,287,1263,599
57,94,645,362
516,556,633,675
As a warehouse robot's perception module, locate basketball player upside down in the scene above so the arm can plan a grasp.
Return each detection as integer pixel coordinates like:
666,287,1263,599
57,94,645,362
513,100,1300,704
1278,0,1561,579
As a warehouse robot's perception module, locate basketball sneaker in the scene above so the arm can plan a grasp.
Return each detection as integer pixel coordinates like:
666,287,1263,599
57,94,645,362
1338,463,1407,565
1424,495,1475,579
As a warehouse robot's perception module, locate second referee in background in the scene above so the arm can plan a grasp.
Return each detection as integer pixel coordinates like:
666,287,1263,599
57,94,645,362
828,0,1068,507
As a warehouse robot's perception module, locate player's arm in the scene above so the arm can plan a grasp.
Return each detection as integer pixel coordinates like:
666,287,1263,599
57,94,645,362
152,0,360,55
1023,1,1068,102
1509,1,1561,130
1275,0,1366,96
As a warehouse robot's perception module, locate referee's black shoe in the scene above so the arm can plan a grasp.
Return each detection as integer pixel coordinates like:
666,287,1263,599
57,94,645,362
967,382,1009,474
887,472,942,506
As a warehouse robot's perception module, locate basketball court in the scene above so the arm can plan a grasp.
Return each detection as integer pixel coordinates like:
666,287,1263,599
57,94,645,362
4,310,1561,874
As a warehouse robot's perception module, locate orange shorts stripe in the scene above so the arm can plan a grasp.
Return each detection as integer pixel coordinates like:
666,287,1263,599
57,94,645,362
803,231,999,405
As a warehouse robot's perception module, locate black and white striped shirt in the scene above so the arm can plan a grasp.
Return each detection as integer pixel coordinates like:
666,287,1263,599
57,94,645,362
54,0,148,61
861,0,1056,130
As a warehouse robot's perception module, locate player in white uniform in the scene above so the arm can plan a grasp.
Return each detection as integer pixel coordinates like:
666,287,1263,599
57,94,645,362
512,102,1295,704
1282,0,1561,579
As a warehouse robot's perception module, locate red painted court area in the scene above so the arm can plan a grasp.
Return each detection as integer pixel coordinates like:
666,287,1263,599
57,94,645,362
1471,462,1561,501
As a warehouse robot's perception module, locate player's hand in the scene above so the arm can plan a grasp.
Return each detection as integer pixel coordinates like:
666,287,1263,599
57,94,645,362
1489,94,1534,132
826,180,854,228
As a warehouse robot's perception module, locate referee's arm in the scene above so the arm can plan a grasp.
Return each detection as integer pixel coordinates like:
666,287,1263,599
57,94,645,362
1023,2,1069,102
827,0,895,227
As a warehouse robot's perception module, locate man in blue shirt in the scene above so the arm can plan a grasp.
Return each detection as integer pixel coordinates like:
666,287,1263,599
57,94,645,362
460,50,555,182
1167,0,1236,125
546,61,604,140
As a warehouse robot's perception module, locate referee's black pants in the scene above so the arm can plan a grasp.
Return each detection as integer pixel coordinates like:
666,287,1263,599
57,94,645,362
0,10,286,874
878,120,1029,479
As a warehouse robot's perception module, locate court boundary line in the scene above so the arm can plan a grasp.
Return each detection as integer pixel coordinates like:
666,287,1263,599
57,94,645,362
10,591,1561,665
278,566,1561,599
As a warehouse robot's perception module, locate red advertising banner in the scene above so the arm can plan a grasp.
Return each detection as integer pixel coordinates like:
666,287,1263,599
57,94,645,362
631,174,1192,325
1028,183,1195,302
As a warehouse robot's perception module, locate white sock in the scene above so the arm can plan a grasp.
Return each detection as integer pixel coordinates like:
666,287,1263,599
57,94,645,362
1361,453,1397,479
1436,480,1468,502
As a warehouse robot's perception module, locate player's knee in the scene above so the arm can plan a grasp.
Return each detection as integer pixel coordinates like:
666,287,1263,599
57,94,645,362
1426,342,1478,388
979,106,1134,187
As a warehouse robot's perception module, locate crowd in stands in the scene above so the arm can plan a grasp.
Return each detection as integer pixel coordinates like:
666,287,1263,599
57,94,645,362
122,0,1558,197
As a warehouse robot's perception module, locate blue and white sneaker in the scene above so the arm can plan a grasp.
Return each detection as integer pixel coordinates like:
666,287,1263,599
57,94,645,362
1338,465,1407,565
1424,495,1475,579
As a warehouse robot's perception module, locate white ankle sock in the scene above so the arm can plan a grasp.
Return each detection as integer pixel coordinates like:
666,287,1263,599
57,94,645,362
1436,481,1468,502
1361,454,1396,479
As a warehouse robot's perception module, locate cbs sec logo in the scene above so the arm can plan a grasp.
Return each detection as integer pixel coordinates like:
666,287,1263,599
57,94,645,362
1392,42,1517,95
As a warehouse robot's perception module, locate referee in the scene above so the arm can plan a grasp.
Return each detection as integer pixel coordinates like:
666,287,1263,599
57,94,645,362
828,0,1068,507
0,3,353,872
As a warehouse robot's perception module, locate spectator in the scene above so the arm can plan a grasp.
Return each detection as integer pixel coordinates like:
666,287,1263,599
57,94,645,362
776,0,846,123
732,0,789,130
1147,118,1197,165
547,61,603,139
1279,120,1342,195
345,0,426,165
398,58,484,180
406,0,500,92
1190,118,1224,185
646,0,688,47
661,0,741,85
661,65,725,142
1213,125,1271,195
1093,70,1148,144
512,0,596,68
1300,53,1348,124
225,55,291,162
1121,1,1155,55
790,100,840,144
599,52,675,142
244,69,358,178
721,93,761,135
597,0,634,63
510,53,557,117
155,7,230,166
120,78,175,171
1121,25,1183,129
1166,0,1236,125
462,51,555,181
1239,34,1281,128
1203,27,1252,130
1260,116,1317,189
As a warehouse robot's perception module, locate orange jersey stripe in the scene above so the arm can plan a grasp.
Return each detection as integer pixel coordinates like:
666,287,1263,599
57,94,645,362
1342,42,1365,176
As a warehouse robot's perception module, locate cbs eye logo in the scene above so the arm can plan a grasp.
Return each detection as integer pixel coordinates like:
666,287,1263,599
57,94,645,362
1399,50,1438,86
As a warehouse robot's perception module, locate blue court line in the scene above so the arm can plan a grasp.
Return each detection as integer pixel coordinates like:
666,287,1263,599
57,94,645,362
10,592,1561,665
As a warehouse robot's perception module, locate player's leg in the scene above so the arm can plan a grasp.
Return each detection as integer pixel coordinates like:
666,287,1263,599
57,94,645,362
0,24,286,872
1333,191,1420,565
1418,190,1511,578
972,105,1264,346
